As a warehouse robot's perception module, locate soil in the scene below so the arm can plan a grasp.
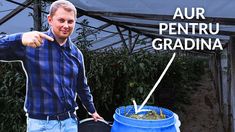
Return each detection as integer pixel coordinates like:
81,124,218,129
176,71,224,132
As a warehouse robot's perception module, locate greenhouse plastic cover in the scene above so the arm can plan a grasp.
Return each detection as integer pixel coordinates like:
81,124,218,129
70,0,235,49
70,0,235,18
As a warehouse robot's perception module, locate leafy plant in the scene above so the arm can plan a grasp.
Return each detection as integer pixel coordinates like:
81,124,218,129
0,63,26,132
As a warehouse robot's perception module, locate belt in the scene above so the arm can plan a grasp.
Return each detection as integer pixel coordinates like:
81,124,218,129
28,111,76,121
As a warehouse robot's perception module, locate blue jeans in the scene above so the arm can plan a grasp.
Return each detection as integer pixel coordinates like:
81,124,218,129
27,117,78,132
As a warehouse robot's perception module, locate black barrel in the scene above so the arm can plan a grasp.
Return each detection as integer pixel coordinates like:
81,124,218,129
79,118,111,132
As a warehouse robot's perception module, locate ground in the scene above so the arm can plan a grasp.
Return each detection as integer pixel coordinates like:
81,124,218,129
177,71,224,132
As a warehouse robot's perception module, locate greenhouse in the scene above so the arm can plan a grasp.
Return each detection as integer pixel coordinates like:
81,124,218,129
1,0,235,131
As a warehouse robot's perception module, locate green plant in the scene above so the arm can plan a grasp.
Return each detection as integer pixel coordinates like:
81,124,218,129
0,62,26,131
78,49,206,120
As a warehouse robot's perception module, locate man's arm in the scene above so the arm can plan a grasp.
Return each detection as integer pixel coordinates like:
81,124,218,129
0,31,54,60
0,33,24,60
77,52,96,113
76,51,103,121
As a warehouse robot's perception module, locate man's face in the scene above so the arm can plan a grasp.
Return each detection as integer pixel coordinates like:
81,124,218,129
48,7,76,39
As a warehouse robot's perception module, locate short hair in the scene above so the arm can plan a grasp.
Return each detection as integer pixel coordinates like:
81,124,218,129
49,0,77,18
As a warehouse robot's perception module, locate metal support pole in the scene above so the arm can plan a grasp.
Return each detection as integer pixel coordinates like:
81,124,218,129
219,48,229,131
228,36,235,132
0,0,33,25
33,0,42,31
216,52,223,111
116,26,129,51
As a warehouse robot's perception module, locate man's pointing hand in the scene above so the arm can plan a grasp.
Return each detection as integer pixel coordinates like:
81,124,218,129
22,31,54,48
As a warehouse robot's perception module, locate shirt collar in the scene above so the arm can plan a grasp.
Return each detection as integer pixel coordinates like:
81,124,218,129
47,29,72,50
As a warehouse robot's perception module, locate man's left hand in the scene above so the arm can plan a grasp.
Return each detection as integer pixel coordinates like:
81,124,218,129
91,112,103,122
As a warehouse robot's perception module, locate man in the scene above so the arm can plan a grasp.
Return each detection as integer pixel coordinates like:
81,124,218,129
0,0,102,131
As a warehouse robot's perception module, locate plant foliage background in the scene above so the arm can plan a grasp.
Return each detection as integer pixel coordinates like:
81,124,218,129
0,19,206,131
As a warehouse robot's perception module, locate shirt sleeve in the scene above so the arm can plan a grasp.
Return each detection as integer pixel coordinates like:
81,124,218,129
0,33,25,60
76,51,96,114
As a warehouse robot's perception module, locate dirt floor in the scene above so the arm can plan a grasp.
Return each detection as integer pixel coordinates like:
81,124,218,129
177,71,224,132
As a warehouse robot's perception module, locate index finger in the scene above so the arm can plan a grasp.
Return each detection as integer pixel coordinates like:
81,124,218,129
38,32,54,41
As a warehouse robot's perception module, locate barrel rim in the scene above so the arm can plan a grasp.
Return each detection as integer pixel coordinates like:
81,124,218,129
113,115,176,128
113,105,176,128
80,118,110,125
